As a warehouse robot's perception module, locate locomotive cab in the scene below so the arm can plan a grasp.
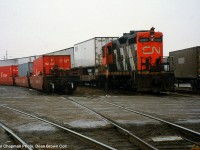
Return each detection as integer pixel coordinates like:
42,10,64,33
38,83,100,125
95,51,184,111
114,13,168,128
137,27,163,72
136,28,174,92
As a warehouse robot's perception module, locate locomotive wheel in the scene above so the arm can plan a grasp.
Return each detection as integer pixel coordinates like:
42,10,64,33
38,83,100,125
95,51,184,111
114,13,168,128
46,85,52,93
67,83,73,95
191,80,197,90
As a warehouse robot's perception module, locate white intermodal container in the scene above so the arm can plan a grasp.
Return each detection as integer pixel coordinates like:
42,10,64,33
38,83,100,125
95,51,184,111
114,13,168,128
0,59,18,67
17,56,37,65
74,37,118,68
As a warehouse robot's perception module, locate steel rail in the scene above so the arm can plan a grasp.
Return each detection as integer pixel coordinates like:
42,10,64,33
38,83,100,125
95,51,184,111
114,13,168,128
0,105,116,150
167,91,200,99
63,97,158,150
98,98,200,141
0,122,33,150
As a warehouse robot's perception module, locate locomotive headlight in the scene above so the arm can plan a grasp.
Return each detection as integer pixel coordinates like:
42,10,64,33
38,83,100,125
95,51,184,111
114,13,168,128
150,32,154,41
150,27,155,41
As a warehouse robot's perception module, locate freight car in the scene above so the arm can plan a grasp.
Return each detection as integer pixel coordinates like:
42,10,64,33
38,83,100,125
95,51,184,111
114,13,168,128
0,27,174,93
46,47,75,68
0,55,77,94
169,46,200,90
0,65,18,85
73,37,118,83
30,55,76,94
74,28,174,92
15,56,36,88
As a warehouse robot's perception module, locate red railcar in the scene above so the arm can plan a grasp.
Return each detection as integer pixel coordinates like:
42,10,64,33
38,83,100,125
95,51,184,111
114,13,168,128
33,55,71,76
0,65,18,85
15,77,29,87
30,55,75,94
0,77,14,85
0,56,76,94
0,65,18,78
29,76,43,90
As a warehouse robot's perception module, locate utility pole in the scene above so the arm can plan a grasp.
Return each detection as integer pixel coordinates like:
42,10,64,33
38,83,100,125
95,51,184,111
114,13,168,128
6,51,8,60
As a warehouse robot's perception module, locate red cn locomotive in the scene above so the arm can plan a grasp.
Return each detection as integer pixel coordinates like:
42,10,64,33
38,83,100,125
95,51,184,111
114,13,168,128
100,27,174,92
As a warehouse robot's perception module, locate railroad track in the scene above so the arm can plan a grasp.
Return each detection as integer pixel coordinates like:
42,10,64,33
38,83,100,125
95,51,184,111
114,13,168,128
65,96,200,149
1,86,199,149
167,91,200,99
0,105,117,150
0,122,33,150
61,96,157,150
78,84,200,95
1,105,152,150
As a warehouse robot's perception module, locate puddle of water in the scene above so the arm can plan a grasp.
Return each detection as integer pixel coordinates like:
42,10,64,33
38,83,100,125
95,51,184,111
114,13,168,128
116,119,159,125
151,136,183,142
175,83,191,88
66,120,109,128
176,119,200,124
16,122,57,132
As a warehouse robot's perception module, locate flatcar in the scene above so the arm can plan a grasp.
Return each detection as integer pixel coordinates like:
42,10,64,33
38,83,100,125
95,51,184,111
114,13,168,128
0,55,77,94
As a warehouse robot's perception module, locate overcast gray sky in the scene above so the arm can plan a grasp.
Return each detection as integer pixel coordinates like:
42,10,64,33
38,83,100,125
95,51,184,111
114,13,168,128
0,0,200,59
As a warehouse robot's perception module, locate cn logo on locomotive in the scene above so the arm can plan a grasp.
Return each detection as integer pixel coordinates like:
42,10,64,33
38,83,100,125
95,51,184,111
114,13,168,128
142,46,160,54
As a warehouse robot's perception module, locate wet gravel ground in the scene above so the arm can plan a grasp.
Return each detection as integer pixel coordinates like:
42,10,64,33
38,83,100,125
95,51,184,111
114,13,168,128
0,86,200,149
0,127,18,150
0,107,99,150
98,94,200,132
67,96,198,149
